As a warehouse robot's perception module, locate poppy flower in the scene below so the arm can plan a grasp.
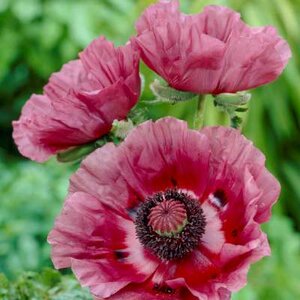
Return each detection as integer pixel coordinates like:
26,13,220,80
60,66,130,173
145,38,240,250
12,37,140,162
48,118,280,299
133,0,291,94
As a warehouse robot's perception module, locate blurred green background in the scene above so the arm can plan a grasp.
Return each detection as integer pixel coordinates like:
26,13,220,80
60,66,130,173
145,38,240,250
0,0,299,299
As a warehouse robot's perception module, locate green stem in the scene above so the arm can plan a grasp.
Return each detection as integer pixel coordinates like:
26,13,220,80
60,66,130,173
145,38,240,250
141,99,171,105
193,94,206,129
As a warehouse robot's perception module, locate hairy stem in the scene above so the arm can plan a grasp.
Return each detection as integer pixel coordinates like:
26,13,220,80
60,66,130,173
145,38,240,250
193,94,206,129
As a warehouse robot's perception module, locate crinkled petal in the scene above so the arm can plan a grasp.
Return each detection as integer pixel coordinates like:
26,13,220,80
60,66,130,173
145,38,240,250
134,1,226,93
80,37,140,101
216,31,291,92
69,143,135,217
44,60,91,102
197,6,248,42
48,192,158,298
118,118,210,199
192,5,291,93
201,126,280,223
136,0,180,34
218,232,270,292
101,282,198,300
12,93,105,162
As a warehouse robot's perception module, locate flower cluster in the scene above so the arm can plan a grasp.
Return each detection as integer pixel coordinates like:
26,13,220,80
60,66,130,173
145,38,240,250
13,1,291,299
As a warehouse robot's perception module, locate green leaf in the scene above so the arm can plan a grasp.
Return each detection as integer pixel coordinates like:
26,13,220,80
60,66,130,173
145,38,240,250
0,269,92,300
56,143,96,163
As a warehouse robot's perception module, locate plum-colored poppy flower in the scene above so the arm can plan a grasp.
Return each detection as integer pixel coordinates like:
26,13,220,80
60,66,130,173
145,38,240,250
133,0,291,94
48,118,280,299
12,37,140,162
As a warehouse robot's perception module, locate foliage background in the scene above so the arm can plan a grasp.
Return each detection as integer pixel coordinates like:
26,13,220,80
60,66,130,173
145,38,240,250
0,0,299,299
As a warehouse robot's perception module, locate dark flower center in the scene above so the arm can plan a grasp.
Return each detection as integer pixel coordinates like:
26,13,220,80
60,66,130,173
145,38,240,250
135,189,206,260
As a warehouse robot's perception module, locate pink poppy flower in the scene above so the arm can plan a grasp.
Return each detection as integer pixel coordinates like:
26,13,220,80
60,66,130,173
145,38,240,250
48,118,280,299
12,37,140,162
133,0,291,94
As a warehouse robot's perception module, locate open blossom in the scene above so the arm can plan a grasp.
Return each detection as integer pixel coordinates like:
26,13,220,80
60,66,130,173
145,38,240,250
48,118,280,299
133,0,291,94
12,37,140,162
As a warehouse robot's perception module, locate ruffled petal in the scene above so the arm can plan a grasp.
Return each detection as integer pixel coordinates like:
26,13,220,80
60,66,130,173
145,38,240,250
69,143,135,217
80,37,140,99
102,282,198,300
197,6,247,42
44,60,90,102
193,5,291,93
118,118,210,199
218,232,270,292
48,192,158,298
201,126,280,224
136,0,180,34
216,29,291,92
173,249,223,300
133,1,226,93
12,92,104,162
